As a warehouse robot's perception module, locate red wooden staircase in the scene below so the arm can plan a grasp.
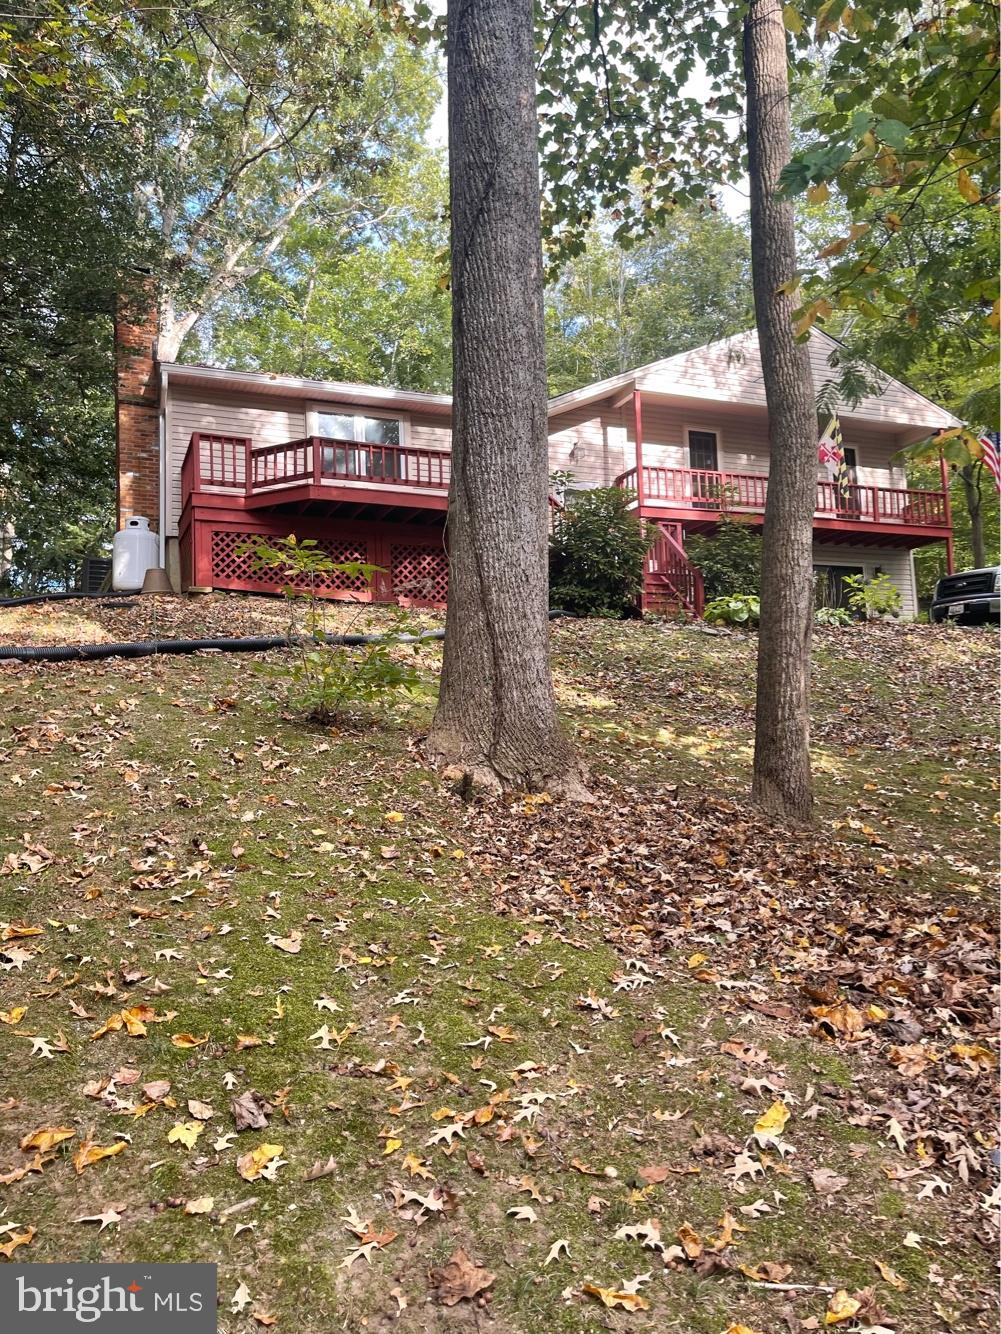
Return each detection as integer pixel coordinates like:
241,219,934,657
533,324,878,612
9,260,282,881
642,523,705,617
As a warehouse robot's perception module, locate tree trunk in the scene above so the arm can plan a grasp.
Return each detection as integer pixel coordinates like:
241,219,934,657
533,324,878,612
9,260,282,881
960,462,986,567
156,301,200,364
427,0,587,798
744,0,818,824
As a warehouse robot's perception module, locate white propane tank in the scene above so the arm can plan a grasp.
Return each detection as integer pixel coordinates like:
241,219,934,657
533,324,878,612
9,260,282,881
112,516,160,591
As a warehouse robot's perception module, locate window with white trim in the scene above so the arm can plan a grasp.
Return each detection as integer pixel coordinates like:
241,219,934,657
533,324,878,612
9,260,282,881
313,409,406,480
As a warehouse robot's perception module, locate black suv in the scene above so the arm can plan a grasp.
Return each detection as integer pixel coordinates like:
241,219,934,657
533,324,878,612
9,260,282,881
930,566,1001,623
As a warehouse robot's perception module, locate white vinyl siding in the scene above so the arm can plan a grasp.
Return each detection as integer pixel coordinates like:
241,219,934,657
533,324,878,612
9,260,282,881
165,386,452,536
546,404,626,487
166,388,306,536
812,543,918,620
635,329,957,432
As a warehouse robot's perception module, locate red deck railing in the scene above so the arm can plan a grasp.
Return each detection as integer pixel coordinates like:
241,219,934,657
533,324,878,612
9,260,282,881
646,524,705,615
182,434,451,502
615,465,949,528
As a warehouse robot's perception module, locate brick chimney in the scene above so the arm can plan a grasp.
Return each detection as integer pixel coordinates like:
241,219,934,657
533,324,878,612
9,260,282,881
115,297,161,531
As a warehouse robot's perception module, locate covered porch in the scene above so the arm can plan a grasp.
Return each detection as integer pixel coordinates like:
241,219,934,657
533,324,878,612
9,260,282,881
615,462,952,547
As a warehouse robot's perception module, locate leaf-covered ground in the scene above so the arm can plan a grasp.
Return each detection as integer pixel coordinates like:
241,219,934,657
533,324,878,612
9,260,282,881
0,597,997,1333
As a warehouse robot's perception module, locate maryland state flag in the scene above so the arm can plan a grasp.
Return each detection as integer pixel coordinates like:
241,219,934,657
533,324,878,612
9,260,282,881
818,414,852,504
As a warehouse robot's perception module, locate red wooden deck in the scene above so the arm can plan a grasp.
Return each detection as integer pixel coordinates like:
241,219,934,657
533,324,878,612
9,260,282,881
178,434,450,603
615,465,951,547
177,431,952,614
182,433,449,515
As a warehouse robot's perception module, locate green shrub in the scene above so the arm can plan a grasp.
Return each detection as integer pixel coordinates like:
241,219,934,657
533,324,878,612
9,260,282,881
236,534,421,723
549,488,652,617
686,516,762,601
815,606,853,627
842,572,902,620
704,594,760,627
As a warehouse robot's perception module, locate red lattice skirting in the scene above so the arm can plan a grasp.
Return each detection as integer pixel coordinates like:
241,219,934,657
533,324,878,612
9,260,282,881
181,514,448,607
210,530,371,597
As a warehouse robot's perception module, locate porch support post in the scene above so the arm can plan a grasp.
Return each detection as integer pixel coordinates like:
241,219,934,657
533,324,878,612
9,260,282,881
190,434,202,497
632,387,645,513
939,448,955,573
192,512,213,587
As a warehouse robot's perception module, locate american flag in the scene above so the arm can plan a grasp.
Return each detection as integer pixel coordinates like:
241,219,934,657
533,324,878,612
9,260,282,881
979,432,1001,492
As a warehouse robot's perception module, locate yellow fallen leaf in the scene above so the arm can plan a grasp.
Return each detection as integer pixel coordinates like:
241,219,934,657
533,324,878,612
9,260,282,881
171,1032,209,1048
582,1283,649,1311
19,1126,75,1153
0,1152,51,1185
73,1138,126,1173
237,1143,284,1181
950,1042,997,1069
385,811,404,823
382,1138,403,1156
91,1012,125,1039
825,1290,861,1325
121,1004,154,1036
711,1210,744,1250
1,922,44,940
184,1196,215,1215
810,1001,868,1039
91,1004,157,1040
0,1225,36,1258
167,1121,204,1150
677,1221,702,1258
0,1005,27,1025
754,1100,790,1137
874,1259,908,1290
725,1325,765,1334
403,1152,434,1180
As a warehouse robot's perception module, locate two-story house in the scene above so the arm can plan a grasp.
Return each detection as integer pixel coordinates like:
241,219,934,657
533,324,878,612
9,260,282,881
115,306,957,617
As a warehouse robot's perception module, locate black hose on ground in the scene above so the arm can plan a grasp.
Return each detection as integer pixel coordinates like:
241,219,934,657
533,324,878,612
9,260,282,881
0,629,448,664
0,611,569,665
0,590,136,609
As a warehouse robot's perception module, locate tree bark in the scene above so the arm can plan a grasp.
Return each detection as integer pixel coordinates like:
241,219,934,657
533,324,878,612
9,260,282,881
427,0,587,798
156,302,200,364
960,462,986,567
744,0,817,824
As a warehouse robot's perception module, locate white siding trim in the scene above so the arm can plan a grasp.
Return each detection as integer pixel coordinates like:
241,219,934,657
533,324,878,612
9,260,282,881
684,423,723,469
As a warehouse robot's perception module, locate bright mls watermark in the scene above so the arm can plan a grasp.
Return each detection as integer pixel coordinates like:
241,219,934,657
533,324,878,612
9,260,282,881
2,1265,216,1330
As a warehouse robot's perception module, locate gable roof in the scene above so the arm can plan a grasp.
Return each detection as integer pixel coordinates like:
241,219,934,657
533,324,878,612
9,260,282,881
160,361,453,415
163,327,961,434
549,328,960,432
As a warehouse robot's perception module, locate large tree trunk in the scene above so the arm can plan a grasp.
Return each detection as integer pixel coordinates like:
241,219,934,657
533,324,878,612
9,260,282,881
960,463,986,567
744,0,818,824
427,0,587,798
